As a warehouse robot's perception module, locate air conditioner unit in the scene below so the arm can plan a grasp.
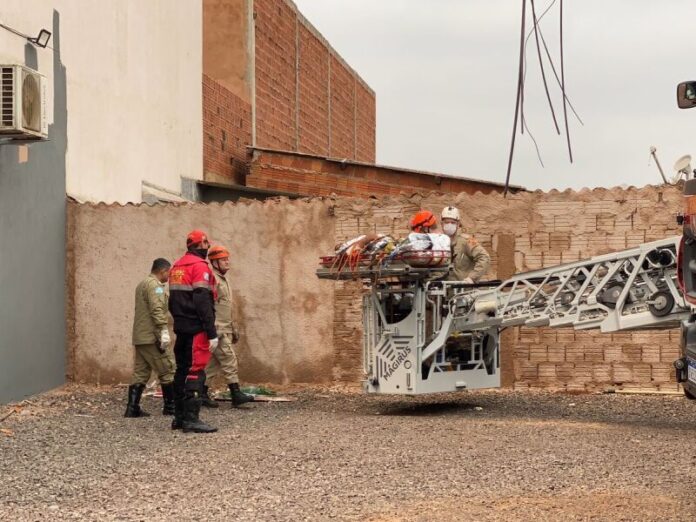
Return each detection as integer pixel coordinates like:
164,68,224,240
0,64,48,140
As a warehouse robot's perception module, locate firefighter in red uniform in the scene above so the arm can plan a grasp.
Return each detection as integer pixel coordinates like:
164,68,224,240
168,230,219,433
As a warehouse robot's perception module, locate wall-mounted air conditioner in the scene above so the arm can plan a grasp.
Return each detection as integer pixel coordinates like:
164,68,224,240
0,64,48,140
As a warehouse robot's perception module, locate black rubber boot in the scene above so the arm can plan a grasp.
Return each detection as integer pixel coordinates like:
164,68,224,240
171,397,184,430
161,383,175,416
171,385,184,430
182,382,217,434
124,384,150,418
229,383,254,407
201,385,219,409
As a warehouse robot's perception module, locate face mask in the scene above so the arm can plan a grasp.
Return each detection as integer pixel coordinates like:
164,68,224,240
194,248,209,259
443,223,458,236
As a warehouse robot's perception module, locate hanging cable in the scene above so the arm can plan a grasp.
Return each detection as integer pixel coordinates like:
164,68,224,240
530,0,560,134
523,0,583,125
522,114,545,167
538,24,583,125
559,0,573,162
504,0,527,197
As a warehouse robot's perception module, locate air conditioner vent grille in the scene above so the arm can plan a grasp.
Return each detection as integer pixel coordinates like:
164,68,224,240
0,67,14,128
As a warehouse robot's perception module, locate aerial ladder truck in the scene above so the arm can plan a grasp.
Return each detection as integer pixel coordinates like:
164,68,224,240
316,81,696,398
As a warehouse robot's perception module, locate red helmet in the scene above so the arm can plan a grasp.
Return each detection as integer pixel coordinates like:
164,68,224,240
208,245,230,260
409,210,437,232
186,229,208,247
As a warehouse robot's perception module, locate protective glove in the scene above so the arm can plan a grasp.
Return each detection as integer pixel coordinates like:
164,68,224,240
159,329,171,351
209,337,219,352
231,330,240,344
463,277,474,285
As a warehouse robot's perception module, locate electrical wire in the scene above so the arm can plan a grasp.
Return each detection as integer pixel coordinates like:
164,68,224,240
522,113,545,167
559,0,573,162
530,0,560,134
520,0,556,135
504,0,527,197
521,0,583,125
538,22,583,125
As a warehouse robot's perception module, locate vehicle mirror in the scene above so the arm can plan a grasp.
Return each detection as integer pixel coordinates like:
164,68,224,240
677,81,696,109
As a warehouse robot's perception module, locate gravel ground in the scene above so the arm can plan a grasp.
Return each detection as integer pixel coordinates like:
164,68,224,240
1,385,696,521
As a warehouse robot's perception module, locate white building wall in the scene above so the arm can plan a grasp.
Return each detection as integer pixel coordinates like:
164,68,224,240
0,0,202,203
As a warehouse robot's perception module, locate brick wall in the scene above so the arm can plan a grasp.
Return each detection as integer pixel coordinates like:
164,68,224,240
203,0,377,186
203,74,253,184
297,23,330,155
331,186,684,391
355,81,376,163
247,148,517,196
253,0,376,161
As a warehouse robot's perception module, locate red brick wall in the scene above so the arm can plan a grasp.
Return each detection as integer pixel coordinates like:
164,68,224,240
247,149,514,196
203,74,253,184
298,23,330,155
328,55,355,159
355,81,376,163
254,0,297,151
253,0,376,162
203,0,377,185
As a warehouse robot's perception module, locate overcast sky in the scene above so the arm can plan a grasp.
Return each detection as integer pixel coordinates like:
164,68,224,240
293,0,696,191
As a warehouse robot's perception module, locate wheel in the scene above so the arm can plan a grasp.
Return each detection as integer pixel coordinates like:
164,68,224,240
598,284,623,309
648,290,675,317
684,387,696,400
560,292,575,306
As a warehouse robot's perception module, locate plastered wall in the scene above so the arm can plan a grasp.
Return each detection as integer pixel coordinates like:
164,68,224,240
0,1,203,204
67,199,335,385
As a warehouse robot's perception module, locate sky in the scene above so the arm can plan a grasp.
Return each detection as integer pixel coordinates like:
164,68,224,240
293,0,696,191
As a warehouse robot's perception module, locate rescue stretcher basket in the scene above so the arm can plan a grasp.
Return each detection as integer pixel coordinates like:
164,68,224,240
316,250,451,281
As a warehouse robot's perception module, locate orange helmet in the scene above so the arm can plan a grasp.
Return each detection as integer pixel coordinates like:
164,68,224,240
208,245,230,260
186,229,208,247
409,210,437,232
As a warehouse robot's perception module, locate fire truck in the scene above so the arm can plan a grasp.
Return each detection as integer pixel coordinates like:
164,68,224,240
673,80,696,399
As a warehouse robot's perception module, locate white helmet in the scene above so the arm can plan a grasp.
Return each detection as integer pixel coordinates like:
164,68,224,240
441,206,460,221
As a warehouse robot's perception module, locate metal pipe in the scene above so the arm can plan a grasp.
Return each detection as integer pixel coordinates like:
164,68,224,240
649,146,668,184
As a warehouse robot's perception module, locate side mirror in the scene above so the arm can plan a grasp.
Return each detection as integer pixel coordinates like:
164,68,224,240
677,81,696,109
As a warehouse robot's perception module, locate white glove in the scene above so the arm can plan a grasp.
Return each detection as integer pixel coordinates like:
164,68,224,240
209,337,219,352
463,277,474,285
159,329,170,350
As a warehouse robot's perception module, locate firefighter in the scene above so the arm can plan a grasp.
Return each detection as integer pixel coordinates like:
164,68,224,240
409,210,438,233
441,206,491,283
124,258,175,418
203,245,254,408
168,230,218,433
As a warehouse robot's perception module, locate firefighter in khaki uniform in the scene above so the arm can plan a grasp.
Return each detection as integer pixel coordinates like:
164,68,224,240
441,206,491,283
124,258,176,418
202,245,253,408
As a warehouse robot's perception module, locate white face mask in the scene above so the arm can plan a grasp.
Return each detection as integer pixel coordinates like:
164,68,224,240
443,223,458,236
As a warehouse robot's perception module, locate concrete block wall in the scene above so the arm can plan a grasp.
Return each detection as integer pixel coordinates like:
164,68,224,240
331,186,684,391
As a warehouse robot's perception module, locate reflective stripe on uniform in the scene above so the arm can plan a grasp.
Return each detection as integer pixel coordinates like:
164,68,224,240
169,284,194,291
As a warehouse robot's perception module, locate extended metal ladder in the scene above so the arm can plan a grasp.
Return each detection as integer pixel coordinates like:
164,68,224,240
318,236,689,395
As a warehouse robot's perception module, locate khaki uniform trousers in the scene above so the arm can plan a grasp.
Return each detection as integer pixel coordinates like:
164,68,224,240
205,333,239,384
132,343,175,385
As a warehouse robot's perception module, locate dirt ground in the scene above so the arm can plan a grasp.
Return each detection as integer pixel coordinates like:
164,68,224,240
1,385,695,521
